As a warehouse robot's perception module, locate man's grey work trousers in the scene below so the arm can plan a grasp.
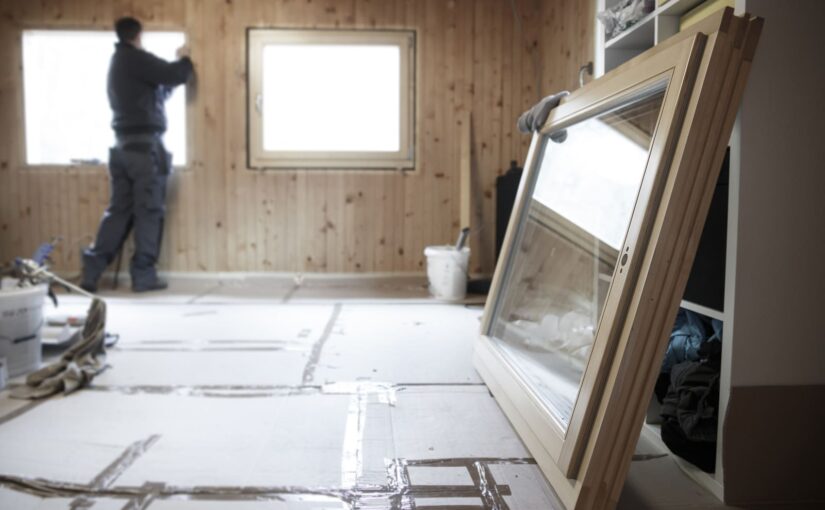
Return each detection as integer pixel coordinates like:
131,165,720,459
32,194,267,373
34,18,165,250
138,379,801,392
82,144,169,288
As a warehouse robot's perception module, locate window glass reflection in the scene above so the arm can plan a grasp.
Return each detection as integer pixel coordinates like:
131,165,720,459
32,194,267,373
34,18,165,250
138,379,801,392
489,85,666,430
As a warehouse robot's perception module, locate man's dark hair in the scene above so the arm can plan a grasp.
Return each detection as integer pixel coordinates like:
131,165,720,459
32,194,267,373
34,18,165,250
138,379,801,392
115,17,142,43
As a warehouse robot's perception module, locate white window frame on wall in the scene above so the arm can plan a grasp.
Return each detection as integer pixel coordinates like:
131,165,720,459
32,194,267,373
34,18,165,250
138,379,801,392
247,28,415,170
21,29,188,167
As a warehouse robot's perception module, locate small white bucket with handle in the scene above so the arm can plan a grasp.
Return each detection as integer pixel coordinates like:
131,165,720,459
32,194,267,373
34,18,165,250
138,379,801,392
0,280,47,378
424,246,470,301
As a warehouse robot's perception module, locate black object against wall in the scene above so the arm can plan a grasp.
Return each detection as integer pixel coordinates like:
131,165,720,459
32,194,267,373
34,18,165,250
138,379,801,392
466,160,523,296
496,160,523,259
683,148,729,311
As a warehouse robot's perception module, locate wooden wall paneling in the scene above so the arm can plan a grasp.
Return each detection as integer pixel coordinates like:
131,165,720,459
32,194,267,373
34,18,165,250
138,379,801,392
221,54,238,273
6,5,24,259
157,171,172,268
208,6,228,272
399,0,423,273
226,0,252,272
388,174,403,273
520,0,539,156
372,174,389,272
343,175,360,272
192,0,221,272
0,0,565,276
471,0,496,274
340,174,355,272
359,175,375,272
66,169,79,269
81,172,94,259
292,171,305,273
252,170,267,271
0,8,18,263
358,0,395,273
322,172,340,273
540,0,595,96
45,170,58,260
262,170,276,272
64,170,80,267
281,172,297,272
299,172,318,272
312,173,330,271
436,0,453,252
368,174,381,272
500,0,516,177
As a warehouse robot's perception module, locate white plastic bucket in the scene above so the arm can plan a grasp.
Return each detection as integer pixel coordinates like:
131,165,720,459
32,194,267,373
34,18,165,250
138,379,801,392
0,280,47,378
424,246,470,301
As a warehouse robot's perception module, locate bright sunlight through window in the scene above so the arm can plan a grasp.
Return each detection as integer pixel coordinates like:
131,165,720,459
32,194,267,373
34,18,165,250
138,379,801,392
23,30,186,166
262,44,400,152
248,30,414,169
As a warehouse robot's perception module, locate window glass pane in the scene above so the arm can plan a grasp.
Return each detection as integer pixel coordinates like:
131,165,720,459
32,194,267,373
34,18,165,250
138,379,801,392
488,83,666,430
261,43,400,152
23,30,186,165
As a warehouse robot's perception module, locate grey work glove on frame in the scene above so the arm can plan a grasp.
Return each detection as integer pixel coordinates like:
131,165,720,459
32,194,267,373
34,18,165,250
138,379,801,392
517,91,570,142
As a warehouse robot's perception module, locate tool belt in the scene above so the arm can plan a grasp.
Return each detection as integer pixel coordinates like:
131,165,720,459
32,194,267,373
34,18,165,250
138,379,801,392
114,133,163,153
113,133,173,175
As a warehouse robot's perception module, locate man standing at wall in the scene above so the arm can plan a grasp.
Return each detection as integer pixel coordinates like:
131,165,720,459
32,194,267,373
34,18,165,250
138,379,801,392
81,17,193,293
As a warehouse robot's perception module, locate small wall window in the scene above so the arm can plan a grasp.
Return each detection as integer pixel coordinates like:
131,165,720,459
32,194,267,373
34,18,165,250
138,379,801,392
22,30,187,166
248,29,415,169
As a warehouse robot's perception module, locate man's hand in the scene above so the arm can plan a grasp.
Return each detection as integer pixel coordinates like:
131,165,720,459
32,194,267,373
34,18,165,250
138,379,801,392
176,45,191,59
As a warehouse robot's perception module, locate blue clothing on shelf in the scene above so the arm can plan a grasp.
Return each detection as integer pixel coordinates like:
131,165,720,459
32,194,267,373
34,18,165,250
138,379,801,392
661,309,722,373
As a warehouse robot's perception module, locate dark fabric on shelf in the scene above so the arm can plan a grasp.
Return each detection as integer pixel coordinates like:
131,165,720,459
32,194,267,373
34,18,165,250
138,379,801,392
660,339,722,473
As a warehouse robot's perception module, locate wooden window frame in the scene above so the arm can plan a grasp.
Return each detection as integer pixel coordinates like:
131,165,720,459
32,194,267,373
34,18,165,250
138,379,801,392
247,28,415,170
474,9,762,510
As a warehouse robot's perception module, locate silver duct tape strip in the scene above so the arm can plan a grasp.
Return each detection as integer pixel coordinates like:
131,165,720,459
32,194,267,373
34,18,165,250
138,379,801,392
111,347,295,352
387,457,537,510
84,384,323,398
68,435,161,509
90,435,162,490
323,381,399,406
110,338,307,353
123,481,165,510
0,457,536,508
341,391,367,488
123,339,303,345
82,382,402,400
405,458,537,467
6,382,480,400
302,303,343,385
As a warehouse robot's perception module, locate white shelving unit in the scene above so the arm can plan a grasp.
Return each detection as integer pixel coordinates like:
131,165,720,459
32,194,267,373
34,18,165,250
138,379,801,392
599,0,707,74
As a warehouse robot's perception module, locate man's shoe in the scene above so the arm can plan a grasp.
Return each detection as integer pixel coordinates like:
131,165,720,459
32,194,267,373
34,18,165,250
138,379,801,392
80,281,97,293
132,279,168,293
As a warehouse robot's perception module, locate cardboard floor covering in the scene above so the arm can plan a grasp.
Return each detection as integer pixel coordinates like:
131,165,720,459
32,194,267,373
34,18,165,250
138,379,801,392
0,277,734,509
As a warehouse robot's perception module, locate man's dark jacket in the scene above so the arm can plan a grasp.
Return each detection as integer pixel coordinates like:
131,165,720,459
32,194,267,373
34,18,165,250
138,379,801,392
108,42,193,135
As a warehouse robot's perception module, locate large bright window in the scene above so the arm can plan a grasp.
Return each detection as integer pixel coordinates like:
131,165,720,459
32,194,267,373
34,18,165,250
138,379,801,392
22,30,187,166
248,29,415,169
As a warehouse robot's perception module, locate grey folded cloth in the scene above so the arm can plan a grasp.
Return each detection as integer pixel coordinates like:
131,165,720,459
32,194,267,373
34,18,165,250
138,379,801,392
11,298,109,399
517,91,570,133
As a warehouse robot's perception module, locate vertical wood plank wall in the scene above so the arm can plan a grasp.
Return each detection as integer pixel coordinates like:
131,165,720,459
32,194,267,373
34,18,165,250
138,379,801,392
0,0,592,275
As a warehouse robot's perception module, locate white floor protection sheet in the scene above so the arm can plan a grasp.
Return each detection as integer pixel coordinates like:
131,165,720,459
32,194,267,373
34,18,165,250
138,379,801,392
0,281,719,509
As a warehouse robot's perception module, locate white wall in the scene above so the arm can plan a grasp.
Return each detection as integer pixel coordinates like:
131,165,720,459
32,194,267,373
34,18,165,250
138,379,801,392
730,0,825,386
